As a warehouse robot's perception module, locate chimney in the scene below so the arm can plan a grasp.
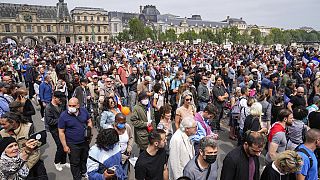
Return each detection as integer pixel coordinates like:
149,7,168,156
240,17,243,20
140,6,143,14
227,16,230,20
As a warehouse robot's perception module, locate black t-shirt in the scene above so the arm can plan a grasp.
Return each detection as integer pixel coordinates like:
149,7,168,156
289,95,306,110
135,148,167,180
243,115,261,133
308,111,320,130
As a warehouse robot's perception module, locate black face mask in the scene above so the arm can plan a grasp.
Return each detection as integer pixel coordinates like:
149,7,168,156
204,154,217,164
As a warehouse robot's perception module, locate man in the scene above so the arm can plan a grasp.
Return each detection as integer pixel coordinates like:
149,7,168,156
268,73,278,97
296,129,320,180
220,131,265,180
58,98,93,180
0,111,48,179
137,76,153,96
99,77,115,107
118,58,131,89
212,76,228,130
168,117,197,180
135,129,168,180
266,109,293,163
44,91,70,171
85,65,98,82
288,86,307,111
73,78,90,108
0,82,10,116
39,75,53,121
130,91,155,152
183,137,218,180
197,76,210,111
127,67,139,110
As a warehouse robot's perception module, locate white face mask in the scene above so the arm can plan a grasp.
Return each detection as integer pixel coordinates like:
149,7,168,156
24,95,29,99
68,107,77,114
141,99,149,105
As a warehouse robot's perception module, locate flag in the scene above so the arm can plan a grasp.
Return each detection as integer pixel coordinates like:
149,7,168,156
114,95,122,111
284,51,293,65
311,57,320,67
302,52,310,65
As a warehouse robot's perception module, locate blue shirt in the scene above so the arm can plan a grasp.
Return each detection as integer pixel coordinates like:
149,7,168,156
39,82,52,103
297,144,318,180
0,95,10,116
58,108,90,144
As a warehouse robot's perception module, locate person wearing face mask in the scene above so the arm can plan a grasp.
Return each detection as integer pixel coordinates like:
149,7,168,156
168,117,197,180
266,109,294,164
109,113,133,177
135,129,168,180
220,131,266,180
183,137,218,180
130,91,155,152
44,91,70,172
58,97,93,180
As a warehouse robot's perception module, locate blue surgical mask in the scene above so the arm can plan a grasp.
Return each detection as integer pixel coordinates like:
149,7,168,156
116,123,126,129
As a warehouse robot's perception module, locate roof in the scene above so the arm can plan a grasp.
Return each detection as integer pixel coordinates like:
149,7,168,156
0,3,57,19
157,15,228,28
222,17,246,24
71,7,108,15
142,5,160,16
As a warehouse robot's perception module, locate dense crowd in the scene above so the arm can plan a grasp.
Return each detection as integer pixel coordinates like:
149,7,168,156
0,41,320,180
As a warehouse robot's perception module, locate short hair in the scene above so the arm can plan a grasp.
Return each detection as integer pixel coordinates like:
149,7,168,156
292,106,308,120
250,102,263,116
244,131,266,147
180,117,196,132
199,137,217,152
276,109,292,122
148,129,166,145
274,150,303,174
203,103,217,116
96,128,119,149
305,129,320,144
153,83,162,93
159,104,172,118
241,87,248,95
247,97,256,107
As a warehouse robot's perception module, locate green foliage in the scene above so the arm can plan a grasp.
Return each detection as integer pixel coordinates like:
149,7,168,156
250,29,262,44
228,26,240,43
178,30,198,41
128,18,146,41
239,30,252,45
117,29,130,42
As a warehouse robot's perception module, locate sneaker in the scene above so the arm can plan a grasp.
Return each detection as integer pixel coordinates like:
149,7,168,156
41,117,44,122
54,163,63,171
61,163,70,168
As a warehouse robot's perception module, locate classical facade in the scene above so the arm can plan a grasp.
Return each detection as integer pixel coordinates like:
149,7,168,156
221,16,247,33
70,7,109,43
0,0,73,45
247,25,273,37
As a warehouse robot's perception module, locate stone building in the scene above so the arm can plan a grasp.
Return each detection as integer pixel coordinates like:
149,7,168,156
0,0,73,45
70,7,109,43
221,16,247,33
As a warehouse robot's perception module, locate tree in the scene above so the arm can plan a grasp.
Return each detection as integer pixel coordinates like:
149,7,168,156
229,26,240,44
215,30,225,44
165,29,177,42
250,29,262,44
199,29,215,42
128,18,146,41
179,30,198,42
144,26,156,41
117,29,130,42
239,30,252,45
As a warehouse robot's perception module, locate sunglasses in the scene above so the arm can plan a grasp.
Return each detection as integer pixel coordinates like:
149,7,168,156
185,98,192,101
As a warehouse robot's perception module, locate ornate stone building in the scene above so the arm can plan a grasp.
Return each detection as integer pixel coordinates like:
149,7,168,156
70,7,109,43
221,16,247,33
0,0,73,45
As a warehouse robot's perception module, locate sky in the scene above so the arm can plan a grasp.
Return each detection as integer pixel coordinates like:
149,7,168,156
5,0,320,30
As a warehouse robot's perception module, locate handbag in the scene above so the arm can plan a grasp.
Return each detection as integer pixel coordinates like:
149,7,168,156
74,115,92,141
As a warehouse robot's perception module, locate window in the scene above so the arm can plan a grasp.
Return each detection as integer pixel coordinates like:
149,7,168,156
103,17,106,21
91,16,93,21
84,16,87,21
4,24,10,32
85,36,89,42
78,26,81,33
26,25,32,32
37,26,41,32
85,25,88,32
64,25,69,32
104,36,108,41
47,25,51,32
77,16,80,21
98,36,101,41
98,25,101,33
78,36,82,41
16,26,21,33
104,26,107,32
113,23,118,32
97,16,100,21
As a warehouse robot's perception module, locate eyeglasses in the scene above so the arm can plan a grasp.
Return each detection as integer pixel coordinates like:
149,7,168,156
185,98,192,101
203,79,208,81
297,92,304,94
106,81,112,83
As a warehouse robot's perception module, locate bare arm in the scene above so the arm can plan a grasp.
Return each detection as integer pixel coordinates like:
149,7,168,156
58,128,70,153
287,102,293,112
175,114,181,131
296,174,305,180
268,142,279,161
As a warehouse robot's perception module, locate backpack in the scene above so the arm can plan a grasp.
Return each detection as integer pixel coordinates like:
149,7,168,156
231,97,246,122
261,103,270,122
295,145,313,170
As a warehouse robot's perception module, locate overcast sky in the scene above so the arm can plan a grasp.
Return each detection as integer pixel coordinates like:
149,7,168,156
5,0,320,30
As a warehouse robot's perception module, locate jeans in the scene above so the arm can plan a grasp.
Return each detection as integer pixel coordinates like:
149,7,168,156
198,101,208,112
50,128,67,164
68,142,89,180
129,91,137,110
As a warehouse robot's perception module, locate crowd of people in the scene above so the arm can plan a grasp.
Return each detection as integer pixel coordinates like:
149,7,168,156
0,41,320,180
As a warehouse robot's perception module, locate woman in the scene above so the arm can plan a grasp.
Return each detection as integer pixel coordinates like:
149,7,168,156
243,102,268,134
260,150,302,180
229,87,241,140
257,91,272,131
174,90,196,131
158,104,173,156
87,128,126,180
153,83,165,126
13,88,35,123
0,137,38,180
100,97,121,129
111,113,134,178
110,66,127,100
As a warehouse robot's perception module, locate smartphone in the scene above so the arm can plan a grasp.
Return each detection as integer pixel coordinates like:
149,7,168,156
29,130,47,147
